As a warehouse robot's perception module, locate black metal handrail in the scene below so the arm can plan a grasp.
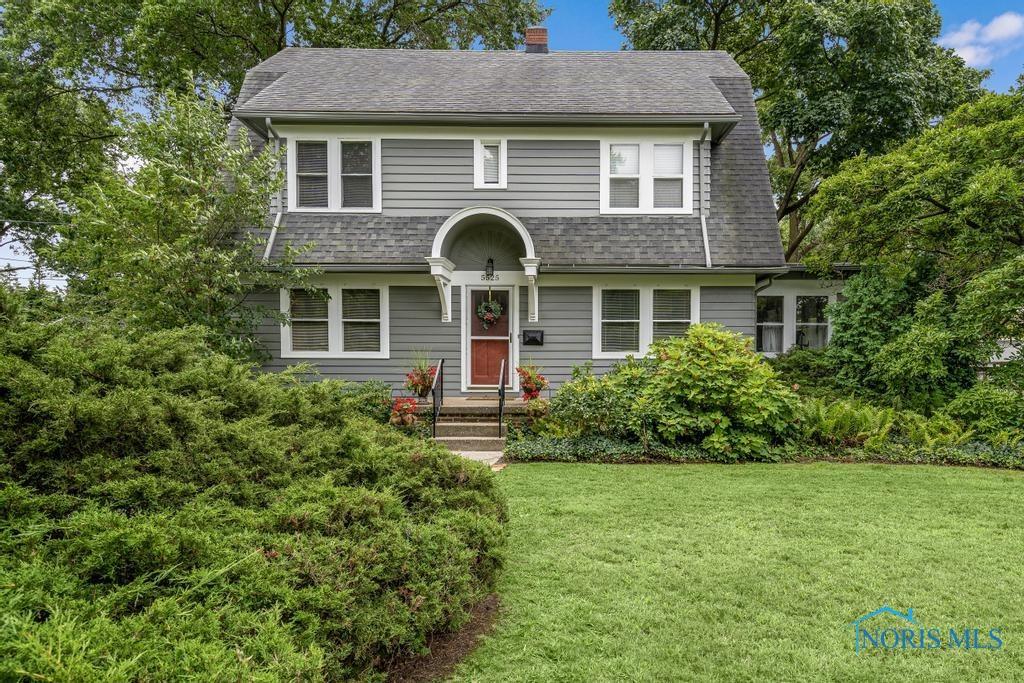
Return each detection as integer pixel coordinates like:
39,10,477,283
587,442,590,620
430,358,444,438
497,358,506,438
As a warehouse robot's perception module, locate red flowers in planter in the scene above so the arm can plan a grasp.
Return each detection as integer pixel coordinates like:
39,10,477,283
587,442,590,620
516,363,549,401
404,362,437,398
390,397,419,427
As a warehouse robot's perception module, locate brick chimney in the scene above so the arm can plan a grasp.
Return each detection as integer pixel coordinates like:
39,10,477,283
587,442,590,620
525,26,548,54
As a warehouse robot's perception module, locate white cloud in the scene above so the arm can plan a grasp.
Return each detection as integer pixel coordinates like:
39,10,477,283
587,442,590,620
940,12,1024,67
981,12,1024,43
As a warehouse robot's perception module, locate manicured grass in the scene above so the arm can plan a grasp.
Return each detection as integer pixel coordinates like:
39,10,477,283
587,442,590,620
451,463,1024,682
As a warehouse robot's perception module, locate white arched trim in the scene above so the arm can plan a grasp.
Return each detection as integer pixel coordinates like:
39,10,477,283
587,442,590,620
430,206,536,260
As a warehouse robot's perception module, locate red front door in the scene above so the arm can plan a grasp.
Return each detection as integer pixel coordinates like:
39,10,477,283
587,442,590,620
469,288,510,387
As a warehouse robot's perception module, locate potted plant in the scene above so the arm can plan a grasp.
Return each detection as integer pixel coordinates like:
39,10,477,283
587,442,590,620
404,355,437,398
516,363,549,401
390,397,419,427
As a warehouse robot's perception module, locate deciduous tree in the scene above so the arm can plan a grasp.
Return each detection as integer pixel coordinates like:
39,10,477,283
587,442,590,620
611,0,984,259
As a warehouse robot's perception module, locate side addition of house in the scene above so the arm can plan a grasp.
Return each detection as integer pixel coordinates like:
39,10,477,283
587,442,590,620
232,28,833,395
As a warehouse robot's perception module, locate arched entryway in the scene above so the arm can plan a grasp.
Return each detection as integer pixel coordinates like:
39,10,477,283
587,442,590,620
425,207,540,391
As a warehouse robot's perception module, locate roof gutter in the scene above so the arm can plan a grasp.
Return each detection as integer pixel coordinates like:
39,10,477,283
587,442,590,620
263,117,283,261
280,263,792,275
234,110,742,127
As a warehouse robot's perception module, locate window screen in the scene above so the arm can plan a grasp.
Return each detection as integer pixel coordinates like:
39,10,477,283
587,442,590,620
482,143,500,184
653,144,684,208
756,296,784,353
341,288,381,352
652,289,691,340
295,141,328,208
609,144,640,208
341,142,373,208
290,288,329,351
601,289,640,353
796,296,829,349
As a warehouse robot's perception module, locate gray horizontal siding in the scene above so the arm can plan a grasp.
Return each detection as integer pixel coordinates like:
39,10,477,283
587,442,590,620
381,138,599,217
700,286,754,336
278,136,703,221
519,286,616,388
252,286,462,394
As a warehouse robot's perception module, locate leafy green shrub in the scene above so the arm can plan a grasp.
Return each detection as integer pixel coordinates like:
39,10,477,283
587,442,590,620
544,362,636,438
0,316,505,681
505,435,706,463
542,325,798,460
766,347,842,399
642,325,799,459
944,381,1024,439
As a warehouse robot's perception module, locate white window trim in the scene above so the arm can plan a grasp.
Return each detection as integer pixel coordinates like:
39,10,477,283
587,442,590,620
592,286,700,359
755,289,838,356
280,285,390,359
600,139,693,215
287,136,382,213
473,139,507,189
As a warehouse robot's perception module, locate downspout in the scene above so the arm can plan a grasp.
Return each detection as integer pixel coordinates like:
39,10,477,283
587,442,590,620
263,116,283,261
699,122,713,269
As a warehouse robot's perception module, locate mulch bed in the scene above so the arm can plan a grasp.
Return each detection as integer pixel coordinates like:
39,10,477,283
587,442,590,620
387,594,501,682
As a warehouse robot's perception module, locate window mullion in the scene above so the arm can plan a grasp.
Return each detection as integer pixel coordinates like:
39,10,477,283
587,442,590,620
330,286,342,354
328,139,341,211
640,287,653,351
639,144,653,211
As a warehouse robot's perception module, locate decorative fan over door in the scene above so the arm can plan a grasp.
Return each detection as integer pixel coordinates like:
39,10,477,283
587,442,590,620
469,288,511,387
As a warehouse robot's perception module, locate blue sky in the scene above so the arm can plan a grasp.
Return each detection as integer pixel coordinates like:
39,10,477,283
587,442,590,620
546,1,1023,93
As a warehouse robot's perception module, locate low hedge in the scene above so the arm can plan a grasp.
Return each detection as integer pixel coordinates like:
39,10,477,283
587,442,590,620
0,319,506,681
505,435,1024,470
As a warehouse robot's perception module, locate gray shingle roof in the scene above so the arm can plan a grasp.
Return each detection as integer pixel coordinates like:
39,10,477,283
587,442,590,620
234,48,744,119
234,47,784,269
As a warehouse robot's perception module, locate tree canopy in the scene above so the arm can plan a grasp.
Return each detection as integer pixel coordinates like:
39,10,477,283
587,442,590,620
611,0,984,259
0,0,548,258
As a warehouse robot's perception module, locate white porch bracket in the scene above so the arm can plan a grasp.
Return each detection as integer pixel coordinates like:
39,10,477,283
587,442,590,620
520,257,541,323
425,256,456,322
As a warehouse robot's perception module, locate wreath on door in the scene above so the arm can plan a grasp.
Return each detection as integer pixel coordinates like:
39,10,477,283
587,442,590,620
476,298,504,330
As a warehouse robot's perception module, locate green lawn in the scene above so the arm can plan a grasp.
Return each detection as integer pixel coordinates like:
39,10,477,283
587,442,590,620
450,463,1024,682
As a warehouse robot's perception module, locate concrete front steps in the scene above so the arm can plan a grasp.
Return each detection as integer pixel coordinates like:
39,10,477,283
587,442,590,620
424,397,529,467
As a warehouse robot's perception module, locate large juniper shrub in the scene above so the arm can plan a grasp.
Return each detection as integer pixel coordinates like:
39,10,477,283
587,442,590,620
0,315,505,681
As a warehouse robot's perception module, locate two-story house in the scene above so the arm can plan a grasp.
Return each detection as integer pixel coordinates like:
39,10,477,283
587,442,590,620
231,28,839,396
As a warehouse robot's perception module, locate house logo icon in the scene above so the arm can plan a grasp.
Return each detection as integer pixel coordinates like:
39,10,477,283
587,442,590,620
851,606,917,653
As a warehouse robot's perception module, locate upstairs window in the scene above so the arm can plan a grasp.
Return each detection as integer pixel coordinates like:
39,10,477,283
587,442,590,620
609,144,640,208
295,142,329,208
653,145,685,209
288,137,381,212
601,140,693,214
340,142,373,208
473,139,507,189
